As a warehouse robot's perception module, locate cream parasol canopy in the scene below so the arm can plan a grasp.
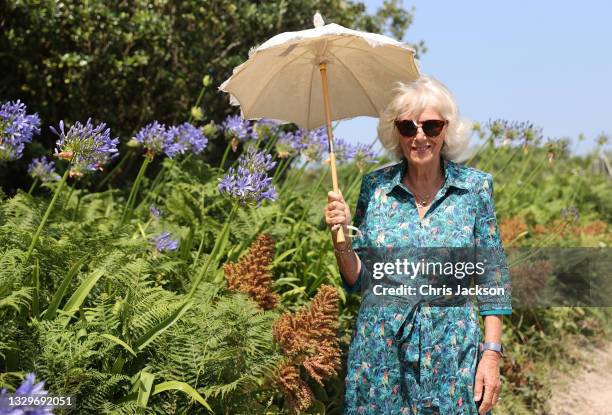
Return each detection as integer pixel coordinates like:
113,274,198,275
219,12,421,242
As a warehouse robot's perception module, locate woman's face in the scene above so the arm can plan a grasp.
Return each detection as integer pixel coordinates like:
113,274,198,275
397,106,446,167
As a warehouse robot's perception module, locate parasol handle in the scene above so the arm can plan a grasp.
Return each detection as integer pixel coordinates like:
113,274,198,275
319,63,346,244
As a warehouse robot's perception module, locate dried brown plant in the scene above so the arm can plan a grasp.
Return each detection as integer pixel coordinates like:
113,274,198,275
499,216,528,246
509,260,553,306
224,233,279,310
276,364,313,413
272,285,342,413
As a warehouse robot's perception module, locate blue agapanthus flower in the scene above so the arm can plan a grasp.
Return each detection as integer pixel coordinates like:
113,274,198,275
352,142,378,171
301,127,328,162
0,373,52,415
255,118,280,131
222,115,252,141
485,119,543,147
275,130,308,158
151,232,178,252
252,118,281,142
333,137,357,162
133,121,169,158
0,100,41,161
218,147,277,206
51,118,119,177
151,232,179,252
149,204,163,219
27,157,61,182
165,122,208,158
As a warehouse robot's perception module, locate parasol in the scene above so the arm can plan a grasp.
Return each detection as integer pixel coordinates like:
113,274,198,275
219,12,421,242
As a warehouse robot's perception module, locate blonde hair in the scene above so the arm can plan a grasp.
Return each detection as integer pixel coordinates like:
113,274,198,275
377,75,471,161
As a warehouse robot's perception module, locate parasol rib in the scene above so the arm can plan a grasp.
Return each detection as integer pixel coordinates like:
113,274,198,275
307,59,316,129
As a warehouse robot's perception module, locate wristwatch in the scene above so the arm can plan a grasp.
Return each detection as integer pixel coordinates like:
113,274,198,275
480,342,505,357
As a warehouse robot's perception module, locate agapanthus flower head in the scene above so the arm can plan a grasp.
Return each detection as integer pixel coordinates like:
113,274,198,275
133,121,169,158
28,157,61,182
560,206,580,223
51,118,119,177
238,146,277,172
0,100,41,161
149,204,163,219
253,118,281,139
485,119,543,148
218,147,277,206
352,142,378,172
222,115,252,142
301,128,328,162
151,232,178,252
275,130,307,159
333,137,356,162
165,122,208,158
0,373,52,415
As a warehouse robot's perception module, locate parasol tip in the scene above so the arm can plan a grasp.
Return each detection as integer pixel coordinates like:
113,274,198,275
313,11,325,28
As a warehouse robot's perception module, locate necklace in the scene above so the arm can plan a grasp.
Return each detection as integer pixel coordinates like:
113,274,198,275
414,193,433,208
404,173,445,209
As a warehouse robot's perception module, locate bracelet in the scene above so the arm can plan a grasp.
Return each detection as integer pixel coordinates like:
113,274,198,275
333,242,354,255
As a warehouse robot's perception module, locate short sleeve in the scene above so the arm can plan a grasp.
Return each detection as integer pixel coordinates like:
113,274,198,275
340,175,372,295
474,174,512,316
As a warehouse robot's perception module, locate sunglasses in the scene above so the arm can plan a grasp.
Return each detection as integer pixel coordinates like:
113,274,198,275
394,119,448,138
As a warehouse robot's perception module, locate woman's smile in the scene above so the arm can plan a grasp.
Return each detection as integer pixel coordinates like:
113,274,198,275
411,143,433,156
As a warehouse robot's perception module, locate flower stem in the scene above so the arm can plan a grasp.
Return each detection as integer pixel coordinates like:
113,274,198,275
219,142,232,170
27,178,39,195
62,183,76,212
281,160,309,193
71,193,82,221
272,158,288,182
188,203,238,298
188,85,207,124
137,158,174,210
263,132,279,153
96,149,133,191
25,168,70,261
121,156,151,225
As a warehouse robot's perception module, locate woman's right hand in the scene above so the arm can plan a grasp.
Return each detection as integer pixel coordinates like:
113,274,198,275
325,190,351,241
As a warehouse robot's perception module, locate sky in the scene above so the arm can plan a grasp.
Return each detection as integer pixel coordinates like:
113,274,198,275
334,0,612,156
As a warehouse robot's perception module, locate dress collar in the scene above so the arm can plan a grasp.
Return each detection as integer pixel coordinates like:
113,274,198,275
380,156,469,195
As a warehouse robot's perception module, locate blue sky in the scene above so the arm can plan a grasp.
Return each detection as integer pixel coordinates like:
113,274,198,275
334,0,612,155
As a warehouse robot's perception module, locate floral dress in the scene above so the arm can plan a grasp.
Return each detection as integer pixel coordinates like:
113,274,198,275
340,157,512,415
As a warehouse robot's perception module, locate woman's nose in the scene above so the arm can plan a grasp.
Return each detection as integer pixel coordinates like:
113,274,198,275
414,125,427,141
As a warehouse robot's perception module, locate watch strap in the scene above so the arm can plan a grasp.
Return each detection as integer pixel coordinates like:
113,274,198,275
480,342,505,357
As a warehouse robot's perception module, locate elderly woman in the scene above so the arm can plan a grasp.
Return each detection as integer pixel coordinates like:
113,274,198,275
325,76,512,415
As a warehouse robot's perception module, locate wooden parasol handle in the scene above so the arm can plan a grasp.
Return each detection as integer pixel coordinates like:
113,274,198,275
319,63,346,244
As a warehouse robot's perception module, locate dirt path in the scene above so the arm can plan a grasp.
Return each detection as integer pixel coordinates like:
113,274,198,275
548,341,612,415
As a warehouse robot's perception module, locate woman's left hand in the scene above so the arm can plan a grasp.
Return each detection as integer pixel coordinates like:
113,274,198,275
474,351,501,414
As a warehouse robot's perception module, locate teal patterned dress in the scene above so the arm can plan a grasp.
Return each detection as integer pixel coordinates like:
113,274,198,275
340,157,512,415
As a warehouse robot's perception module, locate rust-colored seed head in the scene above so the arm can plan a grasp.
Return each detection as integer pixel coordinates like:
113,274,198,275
272,285,342,411
224,233,279,310
276,364,313,414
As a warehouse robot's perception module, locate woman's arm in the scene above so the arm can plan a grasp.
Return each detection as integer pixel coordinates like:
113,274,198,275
325,190,361,288
325,174,371,294
474,315,503,414
473,174,511,414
